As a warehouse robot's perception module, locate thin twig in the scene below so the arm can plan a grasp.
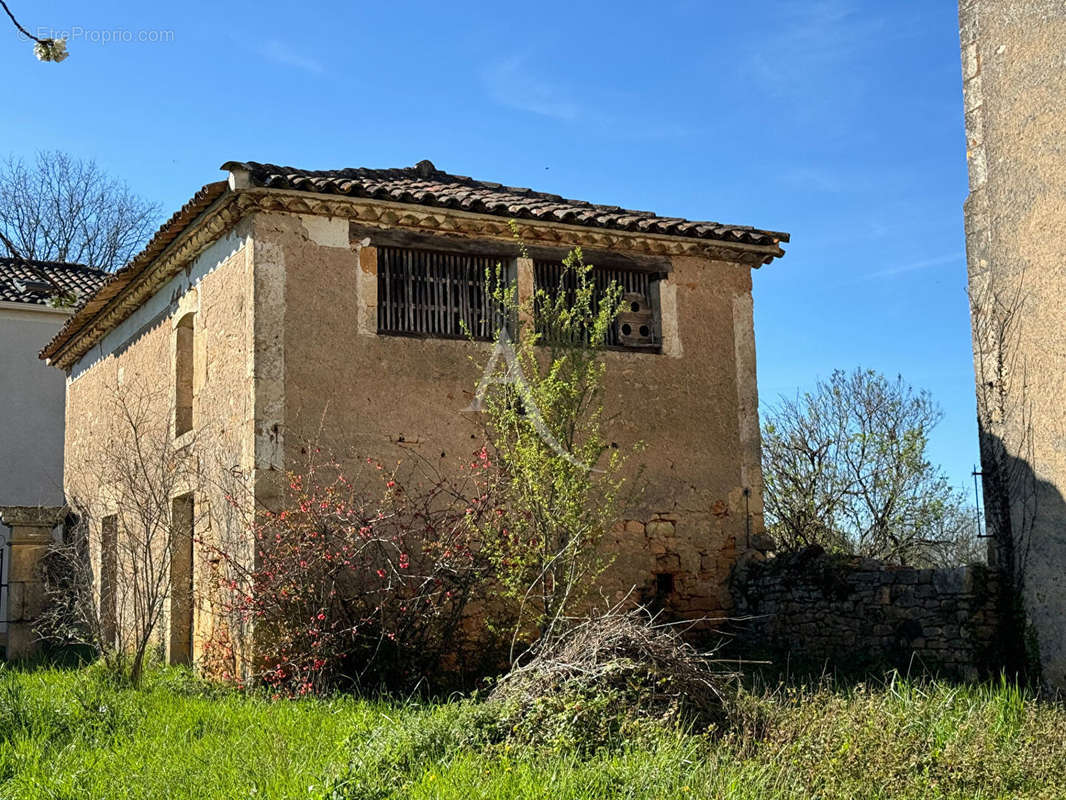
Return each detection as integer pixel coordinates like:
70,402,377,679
0,1,43,43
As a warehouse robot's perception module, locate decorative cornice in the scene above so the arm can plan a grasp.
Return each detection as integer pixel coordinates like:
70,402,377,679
238,189,784,266
50,187,781,370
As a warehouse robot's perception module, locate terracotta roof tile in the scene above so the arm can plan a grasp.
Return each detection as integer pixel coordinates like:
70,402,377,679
0,257,106,306
222,160,790,248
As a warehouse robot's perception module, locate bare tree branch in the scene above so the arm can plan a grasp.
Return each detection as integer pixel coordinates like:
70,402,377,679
0,151,160,270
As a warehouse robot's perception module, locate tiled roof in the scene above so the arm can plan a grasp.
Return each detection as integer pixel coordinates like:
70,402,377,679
222,160,790,249
0,257,106,307
42,160,789,367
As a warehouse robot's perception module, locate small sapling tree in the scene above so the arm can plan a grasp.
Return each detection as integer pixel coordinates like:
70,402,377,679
472,242,638,654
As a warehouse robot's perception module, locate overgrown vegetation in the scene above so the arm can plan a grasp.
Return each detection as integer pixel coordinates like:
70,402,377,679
37,383,205,687
487,610,734,754
202,449,503,695
471,241,635,647
1,665,1063,799
761,368,982,567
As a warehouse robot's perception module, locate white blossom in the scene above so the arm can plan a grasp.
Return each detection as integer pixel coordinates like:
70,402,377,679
34,38,68,62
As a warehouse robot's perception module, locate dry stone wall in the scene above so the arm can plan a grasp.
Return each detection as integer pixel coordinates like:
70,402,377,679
730,547,1004,680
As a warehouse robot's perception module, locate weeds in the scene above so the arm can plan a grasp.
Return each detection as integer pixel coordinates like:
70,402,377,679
0,665,1063,799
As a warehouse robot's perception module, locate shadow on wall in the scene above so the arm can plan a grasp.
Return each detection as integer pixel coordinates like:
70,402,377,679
978,425,1066,686
724,430,1065,685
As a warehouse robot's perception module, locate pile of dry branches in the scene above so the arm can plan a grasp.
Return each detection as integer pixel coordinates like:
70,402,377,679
489,609,736,733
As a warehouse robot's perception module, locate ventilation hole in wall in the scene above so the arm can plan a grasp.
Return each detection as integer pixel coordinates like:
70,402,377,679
639,325,650,337
630,301,641,313
655,573,675,597
621,323,632,335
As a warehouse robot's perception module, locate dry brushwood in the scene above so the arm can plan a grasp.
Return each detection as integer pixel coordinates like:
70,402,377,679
489,609,736,731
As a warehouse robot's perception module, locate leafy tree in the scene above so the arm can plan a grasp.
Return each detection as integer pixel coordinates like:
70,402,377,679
0,151,160,270
474,244,636,652
761,368,982,566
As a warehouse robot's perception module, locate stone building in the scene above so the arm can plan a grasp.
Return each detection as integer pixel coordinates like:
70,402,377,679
0,257,104,657
41,160,788,665
959,2,1066,684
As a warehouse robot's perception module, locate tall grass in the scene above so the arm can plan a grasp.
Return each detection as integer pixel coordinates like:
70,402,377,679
0,664,1062,799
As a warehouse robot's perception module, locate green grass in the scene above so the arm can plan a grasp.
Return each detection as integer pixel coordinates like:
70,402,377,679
1,664,1064,799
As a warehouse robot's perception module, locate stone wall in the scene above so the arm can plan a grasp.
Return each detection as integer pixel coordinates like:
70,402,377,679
730,548,1003,680
64,224,257,665
959,0,1066,685
59,187,777,661
0,506,66,659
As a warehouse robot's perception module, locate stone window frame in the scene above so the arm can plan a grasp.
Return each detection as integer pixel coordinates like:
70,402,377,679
171,287,201,442
100,514,118,648
168,492,194,666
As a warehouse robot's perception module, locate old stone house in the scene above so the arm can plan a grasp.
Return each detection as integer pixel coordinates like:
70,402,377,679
0,257,104,657
959,1,1066,685
41,160,788,665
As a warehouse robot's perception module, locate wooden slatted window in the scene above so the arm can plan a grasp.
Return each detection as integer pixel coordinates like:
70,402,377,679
377,246,508,341
533,261,662,350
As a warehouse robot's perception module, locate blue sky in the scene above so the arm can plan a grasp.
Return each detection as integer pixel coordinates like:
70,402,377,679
3,0,978,490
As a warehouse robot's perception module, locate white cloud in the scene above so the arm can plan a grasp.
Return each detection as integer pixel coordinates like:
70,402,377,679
256,39,325,75
482,55,580,120
864,252,963,280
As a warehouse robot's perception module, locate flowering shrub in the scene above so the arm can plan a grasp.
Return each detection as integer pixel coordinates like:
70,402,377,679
204,449,505,696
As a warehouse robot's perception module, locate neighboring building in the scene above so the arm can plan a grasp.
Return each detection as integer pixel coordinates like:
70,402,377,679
1,258,104,506
959,2,1066,684
41,160,788,666
0,257,105,653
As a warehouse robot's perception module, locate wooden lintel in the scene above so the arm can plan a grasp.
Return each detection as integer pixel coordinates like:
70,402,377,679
349,223,673,273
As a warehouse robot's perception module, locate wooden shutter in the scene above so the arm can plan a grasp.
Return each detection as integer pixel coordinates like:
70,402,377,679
377,247,507,340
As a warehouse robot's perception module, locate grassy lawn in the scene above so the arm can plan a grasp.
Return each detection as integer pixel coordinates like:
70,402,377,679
1,664,1064,799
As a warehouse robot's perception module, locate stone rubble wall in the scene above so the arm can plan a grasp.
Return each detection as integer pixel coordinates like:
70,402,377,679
730,547,1003,680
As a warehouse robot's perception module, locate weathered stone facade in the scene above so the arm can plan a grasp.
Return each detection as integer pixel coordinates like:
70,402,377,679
46,162,788,663
959,1,1066,685
61,225,258,664
731,548,1003,680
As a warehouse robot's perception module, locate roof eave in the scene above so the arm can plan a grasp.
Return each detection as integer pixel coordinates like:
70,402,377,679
42,171,788,369
237,182,787,265
40,181,233,368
